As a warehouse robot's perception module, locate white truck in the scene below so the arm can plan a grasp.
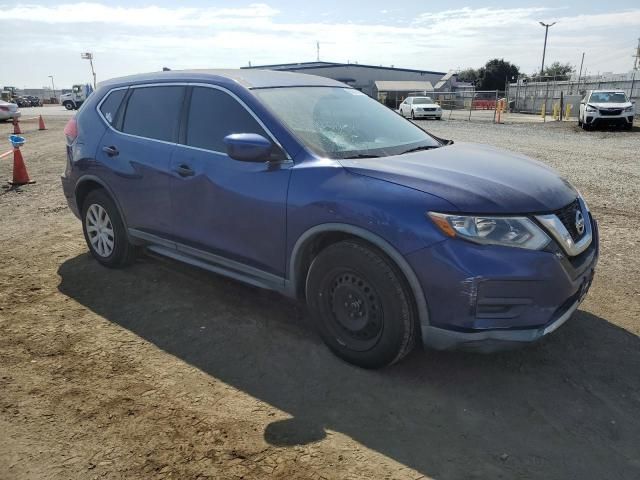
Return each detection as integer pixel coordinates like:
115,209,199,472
578,90,635,130
60,84,94,110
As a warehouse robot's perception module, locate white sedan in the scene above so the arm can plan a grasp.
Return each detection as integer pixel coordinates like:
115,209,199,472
0,100,20,122
398,96,442,120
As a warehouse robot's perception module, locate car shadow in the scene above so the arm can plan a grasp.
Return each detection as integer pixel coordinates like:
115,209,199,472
57,253,640,480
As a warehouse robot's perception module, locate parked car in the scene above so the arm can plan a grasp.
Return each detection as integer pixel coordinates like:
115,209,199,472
579,90,635,130
61,70,598,368
26,96,43,107
398,96,442,120
0,100,20,122
14,96,32,108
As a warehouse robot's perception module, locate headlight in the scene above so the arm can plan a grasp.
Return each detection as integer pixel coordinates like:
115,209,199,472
624,106,634,112
585,105,597,113
428,213,551,250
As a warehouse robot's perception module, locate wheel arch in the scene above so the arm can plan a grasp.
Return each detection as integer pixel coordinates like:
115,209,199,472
287,223,430,334
74,176,130,236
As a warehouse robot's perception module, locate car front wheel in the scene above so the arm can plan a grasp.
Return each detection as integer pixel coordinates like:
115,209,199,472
81,189,136,268
306,240,417,369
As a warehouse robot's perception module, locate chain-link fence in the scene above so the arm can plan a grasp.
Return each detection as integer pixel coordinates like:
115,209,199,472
382,89,509,123
509,73,639,120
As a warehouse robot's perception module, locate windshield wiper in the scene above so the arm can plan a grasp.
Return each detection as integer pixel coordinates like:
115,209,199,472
399,145,440,155
342,154,381,159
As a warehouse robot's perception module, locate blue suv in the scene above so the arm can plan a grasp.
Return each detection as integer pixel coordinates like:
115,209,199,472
62,70,598,368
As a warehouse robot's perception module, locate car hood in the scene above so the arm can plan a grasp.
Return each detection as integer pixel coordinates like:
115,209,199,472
414,104,439,108
338,142,577,214
589,102,632,109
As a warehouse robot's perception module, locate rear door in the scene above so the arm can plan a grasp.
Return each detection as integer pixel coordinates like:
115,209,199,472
96,84,185,237
168,85,291,277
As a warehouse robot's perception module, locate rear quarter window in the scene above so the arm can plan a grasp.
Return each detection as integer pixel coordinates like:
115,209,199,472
122,86,185,142
99,89,127,125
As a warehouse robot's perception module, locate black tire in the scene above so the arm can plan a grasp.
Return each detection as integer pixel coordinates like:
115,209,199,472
305,240,417,369
81,189,136,268
624,122,633,131
63,102,74,110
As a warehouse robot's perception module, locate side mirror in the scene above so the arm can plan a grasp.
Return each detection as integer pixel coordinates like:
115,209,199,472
224,133,273,162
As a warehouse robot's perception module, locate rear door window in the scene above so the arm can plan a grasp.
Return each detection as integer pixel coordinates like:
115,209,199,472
99,89,126,125
122,86,185,142
185,86,282,159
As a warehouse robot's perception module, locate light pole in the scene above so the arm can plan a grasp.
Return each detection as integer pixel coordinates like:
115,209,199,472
538,21,556,77
48,75,56,102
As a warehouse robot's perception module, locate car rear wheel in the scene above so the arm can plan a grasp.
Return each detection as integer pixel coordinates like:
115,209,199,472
81,189,136,268
306,240,417,369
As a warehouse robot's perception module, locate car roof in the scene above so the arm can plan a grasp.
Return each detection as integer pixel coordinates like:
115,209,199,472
589,90,626,93
98,69,349,90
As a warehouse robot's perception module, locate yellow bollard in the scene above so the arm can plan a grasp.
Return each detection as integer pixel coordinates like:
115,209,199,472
540,104,545,118
564,104,573,119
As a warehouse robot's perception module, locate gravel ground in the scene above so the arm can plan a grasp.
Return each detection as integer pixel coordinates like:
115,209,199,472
0,117,639,480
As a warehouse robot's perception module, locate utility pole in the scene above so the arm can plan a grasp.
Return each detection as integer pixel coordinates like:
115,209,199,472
538,21,556,76
316,41,320,62
81,52,97,89
48,75,56,101
633,38,640,70
576,52,585,94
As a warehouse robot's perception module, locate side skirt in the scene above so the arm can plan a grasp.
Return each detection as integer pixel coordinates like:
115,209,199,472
129,228,286,293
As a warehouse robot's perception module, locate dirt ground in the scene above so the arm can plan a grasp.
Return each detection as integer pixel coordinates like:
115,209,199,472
0,117,639,480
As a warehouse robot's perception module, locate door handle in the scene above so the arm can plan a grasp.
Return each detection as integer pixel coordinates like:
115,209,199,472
102,145,119,157
174,164,195,177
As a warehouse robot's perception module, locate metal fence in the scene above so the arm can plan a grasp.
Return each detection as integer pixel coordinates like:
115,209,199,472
384,90,507,123
508,73,639,119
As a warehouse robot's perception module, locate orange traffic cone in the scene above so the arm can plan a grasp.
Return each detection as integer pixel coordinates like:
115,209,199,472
38,115,46,131
13,119,22,135
9,148,35,186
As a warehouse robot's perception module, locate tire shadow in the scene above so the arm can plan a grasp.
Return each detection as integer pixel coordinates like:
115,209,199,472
57,253,640,480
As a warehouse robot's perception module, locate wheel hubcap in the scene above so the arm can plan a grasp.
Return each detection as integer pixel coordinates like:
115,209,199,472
86,204,114,257
327,272,383,349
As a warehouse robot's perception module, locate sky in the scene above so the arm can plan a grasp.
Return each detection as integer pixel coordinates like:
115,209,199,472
1,1,639,88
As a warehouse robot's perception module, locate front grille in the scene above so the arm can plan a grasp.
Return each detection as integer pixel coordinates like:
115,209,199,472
554,199,583,242
421,107,436,111
599,109,622,116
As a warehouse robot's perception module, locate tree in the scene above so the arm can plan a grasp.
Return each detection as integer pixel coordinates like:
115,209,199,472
457,68,480,85
542,61,574,79
476,58,520,91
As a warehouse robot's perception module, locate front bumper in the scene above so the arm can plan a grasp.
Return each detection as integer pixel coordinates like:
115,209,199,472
414,111,442,118
407,216,599,352
585,112,633,126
